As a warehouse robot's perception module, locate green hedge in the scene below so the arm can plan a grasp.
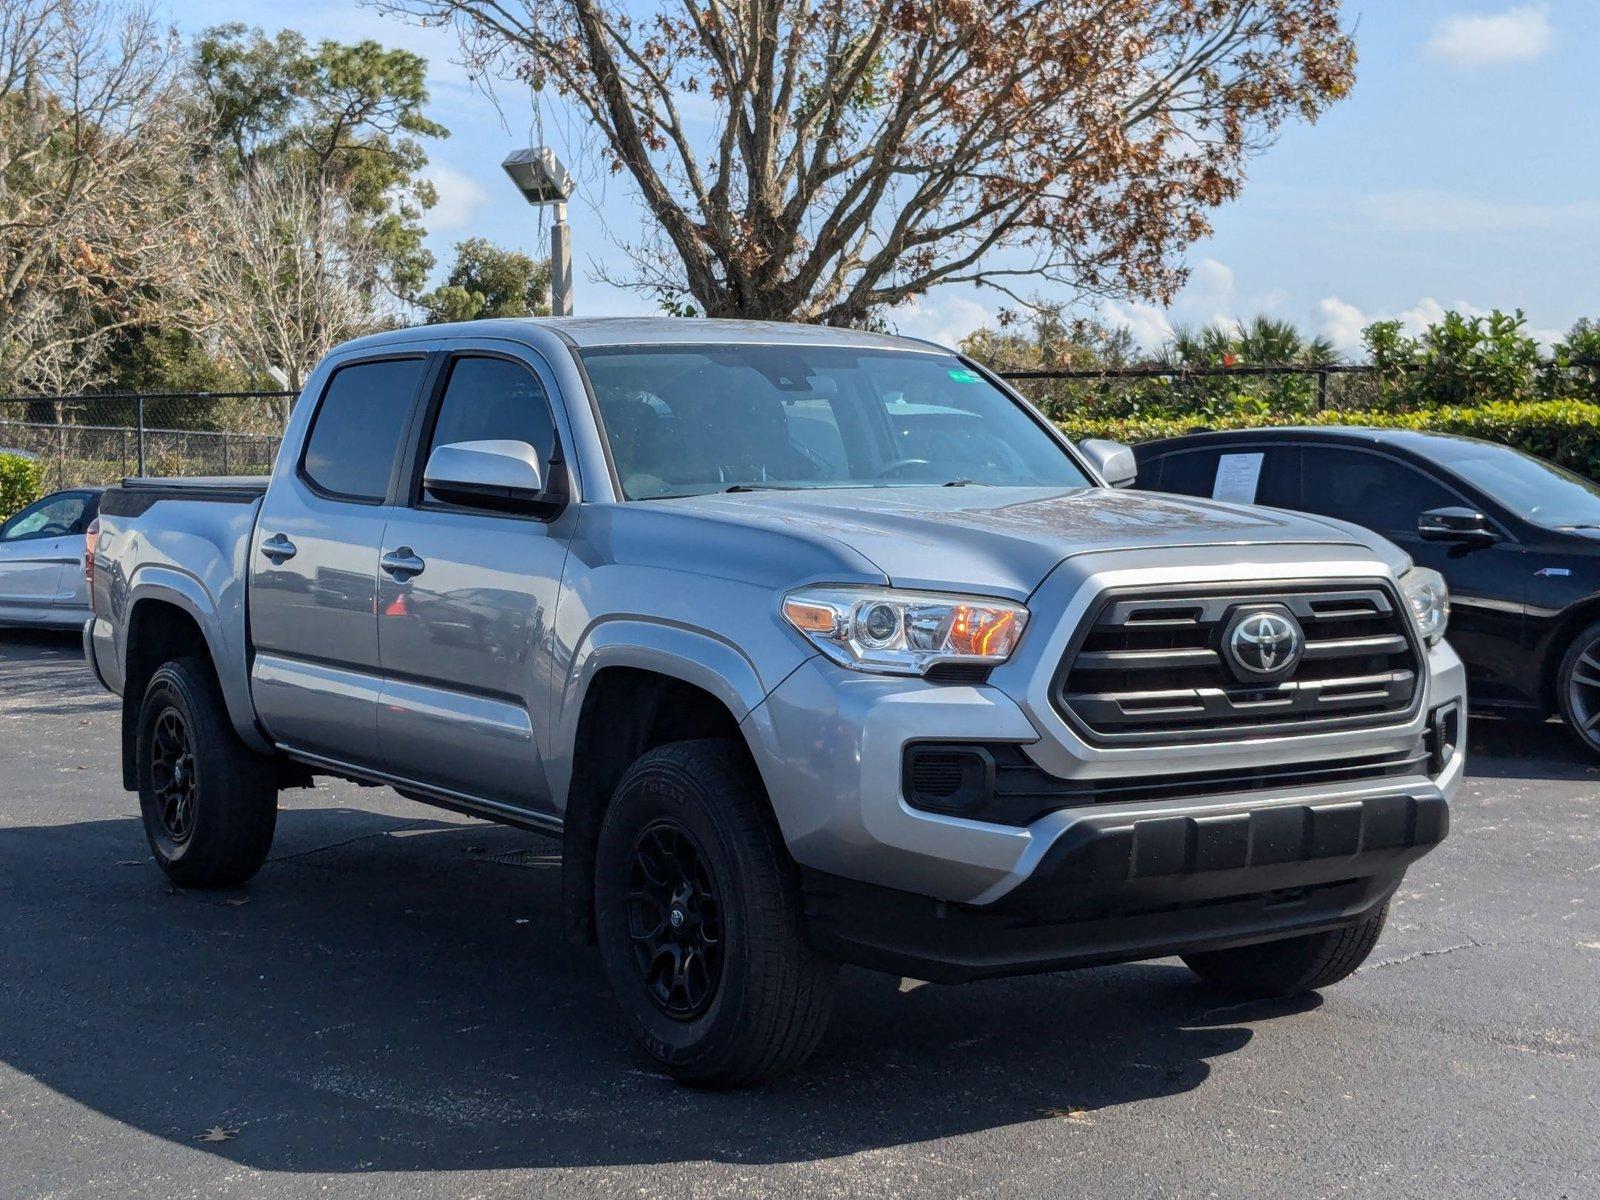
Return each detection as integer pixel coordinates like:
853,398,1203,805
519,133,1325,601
1057,399,1600,481
0,453,42,522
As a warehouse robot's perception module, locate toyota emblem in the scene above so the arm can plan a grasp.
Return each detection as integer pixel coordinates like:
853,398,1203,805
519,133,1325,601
1224,607,1304,679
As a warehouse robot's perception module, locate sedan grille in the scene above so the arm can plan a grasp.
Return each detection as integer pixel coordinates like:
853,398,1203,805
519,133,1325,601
1054,583,1422,745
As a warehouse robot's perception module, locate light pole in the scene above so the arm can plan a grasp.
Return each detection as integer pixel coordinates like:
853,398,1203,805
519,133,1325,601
501,147,576,316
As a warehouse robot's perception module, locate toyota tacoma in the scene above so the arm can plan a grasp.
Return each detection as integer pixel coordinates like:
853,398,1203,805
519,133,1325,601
84,318,1464,1085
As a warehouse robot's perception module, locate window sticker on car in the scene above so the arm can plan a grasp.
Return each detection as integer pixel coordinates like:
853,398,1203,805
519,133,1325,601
946,368,980,383
1212,452,1265,503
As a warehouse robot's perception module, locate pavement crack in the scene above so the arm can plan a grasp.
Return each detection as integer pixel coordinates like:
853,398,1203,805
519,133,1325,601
1362,937,1485,971
268,820,432,864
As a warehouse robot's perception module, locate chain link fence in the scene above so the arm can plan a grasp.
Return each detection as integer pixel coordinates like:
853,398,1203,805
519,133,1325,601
0,391,296,493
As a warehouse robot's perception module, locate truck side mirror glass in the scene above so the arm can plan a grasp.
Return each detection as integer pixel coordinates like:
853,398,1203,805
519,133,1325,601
1079,438,1138,488
1418,506,1497,544
423,440,547,512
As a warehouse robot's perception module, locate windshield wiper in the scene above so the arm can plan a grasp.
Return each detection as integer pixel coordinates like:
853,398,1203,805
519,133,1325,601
723,483,799,493
942,478,990,487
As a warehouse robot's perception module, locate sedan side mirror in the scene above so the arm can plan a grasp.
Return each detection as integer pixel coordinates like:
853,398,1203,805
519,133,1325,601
1418,506,1498,544
1079,438,1138,489
423,440,550,514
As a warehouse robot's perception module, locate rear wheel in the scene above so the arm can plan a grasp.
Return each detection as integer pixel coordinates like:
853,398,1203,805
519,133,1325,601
1557,621,1600,757
136,657,278,888
594,739,837,1087
1181,903,1389,999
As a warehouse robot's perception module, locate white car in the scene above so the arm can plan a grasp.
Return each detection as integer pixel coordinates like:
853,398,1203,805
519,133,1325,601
0,488,101,628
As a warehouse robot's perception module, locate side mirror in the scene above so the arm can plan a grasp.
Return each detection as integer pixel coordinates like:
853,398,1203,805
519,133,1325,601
1418,506,1497,544
1079,438,1138,489
423,440,548,512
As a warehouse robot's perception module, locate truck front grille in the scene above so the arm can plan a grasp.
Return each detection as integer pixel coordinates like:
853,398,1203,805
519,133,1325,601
1054,582,1423,745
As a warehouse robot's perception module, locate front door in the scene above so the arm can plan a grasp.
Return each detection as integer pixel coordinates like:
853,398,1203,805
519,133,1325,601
0,491,93,624
376,351,573,816
248,355,429,766
1298,445,1527,700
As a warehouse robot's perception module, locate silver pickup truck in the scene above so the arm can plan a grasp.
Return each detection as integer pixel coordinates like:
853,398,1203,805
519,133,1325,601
85,318,1464,1085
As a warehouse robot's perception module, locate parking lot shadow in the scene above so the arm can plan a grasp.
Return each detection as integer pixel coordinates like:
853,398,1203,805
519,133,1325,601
0,805,1300,1174
1468,714,1597,781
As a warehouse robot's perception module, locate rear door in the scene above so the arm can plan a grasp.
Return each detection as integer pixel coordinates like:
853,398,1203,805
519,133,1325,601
375,348,574,816
248,355,429,766
0,491,93,623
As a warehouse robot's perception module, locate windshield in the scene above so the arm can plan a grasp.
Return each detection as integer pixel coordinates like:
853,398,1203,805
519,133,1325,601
579,344,1093,500
1429,439,1600,529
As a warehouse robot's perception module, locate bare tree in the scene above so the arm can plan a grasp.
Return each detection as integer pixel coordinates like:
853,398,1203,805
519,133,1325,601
374,0,1354,325
0,0,198,392
188,161,393,394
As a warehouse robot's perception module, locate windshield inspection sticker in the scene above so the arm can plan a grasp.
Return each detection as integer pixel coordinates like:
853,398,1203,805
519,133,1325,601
1212,452,1265,503
947,368,980,383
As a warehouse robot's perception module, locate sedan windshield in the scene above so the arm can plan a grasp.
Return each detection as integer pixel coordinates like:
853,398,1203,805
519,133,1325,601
1430,439,1600,529
578,344,1093,500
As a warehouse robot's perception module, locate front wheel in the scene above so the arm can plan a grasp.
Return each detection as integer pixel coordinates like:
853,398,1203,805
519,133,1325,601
136,657,278,888
1181,903,1389,999
594,739,837,1087
1557,621,1600,757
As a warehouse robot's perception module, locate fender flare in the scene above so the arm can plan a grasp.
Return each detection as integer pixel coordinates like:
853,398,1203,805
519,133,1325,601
547,616,776,812
123,566,271,755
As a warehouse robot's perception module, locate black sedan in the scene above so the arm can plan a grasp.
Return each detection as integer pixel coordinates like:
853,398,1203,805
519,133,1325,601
1133,427,1600,755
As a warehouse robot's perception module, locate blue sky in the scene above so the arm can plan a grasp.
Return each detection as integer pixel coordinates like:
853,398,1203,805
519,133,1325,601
173,1,1599,356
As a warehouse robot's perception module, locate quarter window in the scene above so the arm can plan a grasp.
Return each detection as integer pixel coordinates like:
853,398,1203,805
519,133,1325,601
301,359,425,501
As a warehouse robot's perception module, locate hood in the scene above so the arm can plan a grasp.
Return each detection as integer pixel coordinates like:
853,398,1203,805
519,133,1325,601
661,485,1402,598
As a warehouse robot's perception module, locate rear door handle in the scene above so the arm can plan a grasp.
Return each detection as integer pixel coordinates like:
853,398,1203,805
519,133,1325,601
380,548,425,579
259,534,297,562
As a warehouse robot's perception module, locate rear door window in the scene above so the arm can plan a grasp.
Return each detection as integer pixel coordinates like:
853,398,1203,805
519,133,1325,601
301,358,426,501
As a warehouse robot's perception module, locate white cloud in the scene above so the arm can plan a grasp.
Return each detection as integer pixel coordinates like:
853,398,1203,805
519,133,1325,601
424,164,490,233
1426,4,1553,68
891,293,995,349
1101,299,1175,351
1314,297,1368,356
1355,189,1600,234
1309,296,1569,353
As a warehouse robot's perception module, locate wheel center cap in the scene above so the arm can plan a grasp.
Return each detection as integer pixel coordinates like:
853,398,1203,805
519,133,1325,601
669,908,686,929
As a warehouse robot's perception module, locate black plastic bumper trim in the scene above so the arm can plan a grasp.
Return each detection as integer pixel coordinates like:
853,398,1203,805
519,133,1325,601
803,790,1447,984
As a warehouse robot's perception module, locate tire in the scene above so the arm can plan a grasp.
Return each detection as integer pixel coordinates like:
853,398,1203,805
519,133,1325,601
1181,902,1389,999
136,657,278,888
594,739,837,1087
1556,621,1600,757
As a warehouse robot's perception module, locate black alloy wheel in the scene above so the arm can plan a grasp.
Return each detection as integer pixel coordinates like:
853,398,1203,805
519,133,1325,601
148,707,198,844
627,819,724,1019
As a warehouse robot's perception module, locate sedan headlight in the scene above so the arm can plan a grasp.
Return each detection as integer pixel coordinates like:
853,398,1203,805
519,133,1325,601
1400,566,1450,645
782,586,1028,675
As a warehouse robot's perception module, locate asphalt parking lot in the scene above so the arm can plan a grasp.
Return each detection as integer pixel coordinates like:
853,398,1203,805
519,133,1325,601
1,629,1596,1199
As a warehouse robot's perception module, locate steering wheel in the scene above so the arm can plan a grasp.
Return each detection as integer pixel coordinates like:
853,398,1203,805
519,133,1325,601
37,523,70,538
878,458,937,480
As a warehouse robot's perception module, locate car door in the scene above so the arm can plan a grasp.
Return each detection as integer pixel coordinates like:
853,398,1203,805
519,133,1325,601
375,349,575,817
1297,444,1527,701
248,355,430,767
0,491,92,624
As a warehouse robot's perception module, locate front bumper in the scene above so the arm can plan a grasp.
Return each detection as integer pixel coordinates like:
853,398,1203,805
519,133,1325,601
749,635,1465,908
801,788,1445,983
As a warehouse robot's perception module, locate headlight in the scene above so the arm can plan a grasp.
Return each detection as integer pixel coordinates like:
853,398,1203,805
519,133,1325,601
1400,566,1450,645
781,586,1028,675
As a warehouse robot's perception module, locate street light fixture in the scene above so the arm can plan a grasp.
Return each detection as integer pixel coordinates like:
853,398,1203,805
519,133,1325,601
501,147,575,317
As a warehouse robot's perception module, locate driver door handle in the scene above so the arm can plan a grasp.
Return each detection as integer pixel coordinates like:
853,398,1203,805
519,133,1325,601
380,548,425,579
259,534,297,562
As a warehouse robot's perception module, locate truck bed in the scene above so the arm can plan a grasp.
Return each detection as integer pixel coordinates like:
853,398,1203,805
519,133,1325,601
101,476,269,518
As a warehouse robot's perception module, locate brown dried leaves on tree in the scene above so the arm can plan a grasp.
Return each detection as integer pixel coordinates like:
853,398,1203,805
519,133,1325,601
380,0,1354,324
